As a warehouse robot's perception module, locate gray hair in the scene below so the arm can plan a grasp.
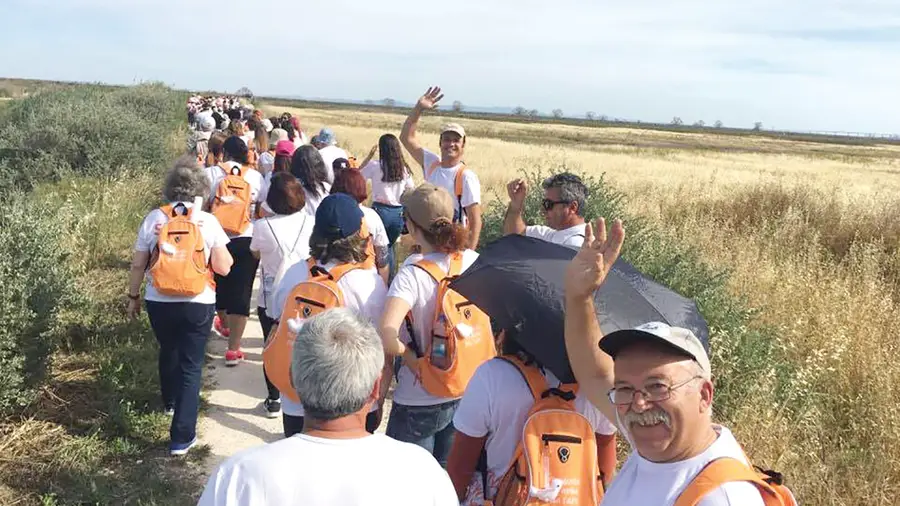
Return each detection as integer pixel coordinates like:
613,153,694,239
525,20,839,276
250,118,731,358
542,172,588,217
163,155,209,203
291,308,384,421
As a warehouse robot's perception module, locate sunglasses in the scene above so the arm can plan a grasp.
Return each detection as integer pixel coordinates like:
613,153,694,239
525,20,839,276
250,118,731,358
541,198,571,211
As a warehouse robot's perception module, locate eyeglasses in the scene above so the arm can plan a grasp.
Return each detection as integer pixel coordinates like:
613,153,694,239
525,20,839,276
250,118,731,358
607,375,703,406
541,198,571,211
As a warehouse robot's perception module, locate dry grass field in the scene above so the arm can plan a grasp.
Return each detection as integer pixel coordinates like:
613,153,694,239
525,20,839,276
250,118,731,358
268,104,900,505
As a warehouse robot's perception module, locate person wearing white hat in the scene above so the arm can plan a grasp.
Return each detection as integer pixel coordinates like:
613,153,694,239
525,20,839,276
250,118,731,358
400,86,483,250
563,218,778,506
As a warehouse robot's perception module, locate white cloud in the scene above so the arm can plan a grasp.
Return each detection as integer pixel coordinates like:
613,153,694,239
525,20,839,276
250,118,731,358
3,0,899,132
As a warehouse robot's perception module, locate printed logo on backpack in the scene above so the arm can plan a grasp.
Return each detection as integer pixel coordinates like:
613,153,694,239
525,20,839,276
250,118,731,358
263,260,361,403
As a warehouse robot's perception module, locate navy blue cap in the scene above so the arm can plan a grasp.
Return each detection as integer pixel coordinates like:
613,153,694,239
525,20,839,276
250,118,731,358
314,193,363,240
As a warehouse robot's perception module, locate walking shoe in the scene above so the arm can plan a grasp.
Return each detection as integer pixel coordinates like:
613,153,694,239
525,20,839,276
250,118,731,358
264,398,282,418
225,349,244,366
169,437,197,456
214,315,230,338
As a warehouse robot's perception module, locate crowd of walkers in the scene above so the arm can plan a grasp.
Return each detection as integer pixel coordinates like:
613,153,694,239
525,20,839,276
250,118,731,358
126,88,798,505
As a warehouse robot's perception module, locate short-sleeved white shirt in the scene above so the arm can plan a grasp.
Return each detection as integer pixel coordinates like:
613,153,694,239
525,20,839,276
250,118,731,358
386,249,479,406
269,260,387,416
303,183,332,217
361,160,415,206
602,425,767,506
249,212,314,309
133,203,230,304
206,161,264,239
318,145,349,184
525,223,586,248
421,149,481,225
453,358,617,504
360,205,389,251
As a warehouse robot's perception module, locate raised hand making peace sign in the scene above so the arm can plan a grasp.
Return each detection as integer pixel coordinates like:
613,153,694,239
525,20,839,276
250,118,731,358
565,217,625,299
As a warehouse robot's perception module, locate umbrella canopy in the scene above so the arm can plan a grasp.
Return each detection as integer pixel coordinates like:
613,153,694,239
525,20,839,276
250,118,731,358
450,234,709,383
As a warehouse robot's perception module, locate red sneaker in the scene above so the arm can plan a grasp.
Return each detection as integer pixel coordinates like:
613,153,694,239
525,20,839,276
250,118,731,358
225,349,244,366
214,315,230,338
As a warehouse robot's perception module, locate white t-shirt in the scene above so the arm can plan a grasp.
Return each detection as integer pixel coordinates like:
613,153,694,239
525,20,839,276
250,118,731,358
525,223,586,248
249,212,314,309
269,260,387,416
198,433,459,506
453,358,617,504
206,161,264,239
361,205,389,251
303,182,332,217
602,425,766,506
257,151,275,175
361,160,416,206
317,144,349,184
133,203,230,305
422,149,481,225
386,249,480,406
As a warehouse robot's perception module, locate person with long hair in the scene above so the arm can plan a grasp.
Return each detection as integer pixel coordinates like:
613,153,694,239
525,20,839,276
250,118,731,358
290,145,331,216
250,172,313,419
207,136,264,366
358,133,415,279
378,183,479,466
331,169,390,283
253,128,271,175
127,156,233,456
268,194,387,437
204,132,228,172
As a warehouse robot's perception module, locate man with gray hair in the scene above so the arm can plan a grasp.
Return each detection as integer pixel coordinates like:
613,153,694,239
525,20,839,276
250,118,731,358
198,308,459,506
503,172,589,247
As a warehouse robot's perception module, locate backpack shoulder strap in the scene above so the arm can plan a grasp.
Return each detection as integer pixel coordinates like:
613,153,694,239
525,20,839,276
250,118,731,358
674,458,782,506
453,162,468,199
426,159,441,179
413,259,447,283
497,355,549,400
327,262,362,283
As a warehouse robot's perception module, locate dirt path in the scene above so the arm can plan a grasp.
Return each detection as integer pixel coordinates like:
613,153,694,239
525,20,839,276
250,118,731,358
197,283,392,479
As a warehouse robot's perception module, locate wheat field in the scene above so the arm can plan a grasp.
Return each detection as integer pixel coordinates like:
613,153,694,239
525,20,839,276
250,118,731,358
267,104,900,505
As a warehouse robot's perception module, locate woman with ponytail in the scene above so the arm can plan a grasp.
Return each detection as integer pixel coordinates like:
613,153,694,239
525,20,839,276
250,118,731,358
378,183,478,467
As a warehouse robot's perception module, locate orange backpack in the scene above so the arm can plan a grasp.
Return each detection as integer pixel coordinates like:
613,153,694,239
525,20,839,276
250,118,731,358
148,204,212,297
675,458,798,506
404,252,495,398
211,164,253,235
427,160,468,224
263,260,361,403
489,356,602,506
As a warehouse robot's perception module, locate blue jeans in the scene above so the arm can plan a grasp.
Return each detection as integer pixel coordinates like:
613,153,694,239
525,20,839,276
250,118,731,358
372,202,404,279
146,301,214,445
386,400,460,467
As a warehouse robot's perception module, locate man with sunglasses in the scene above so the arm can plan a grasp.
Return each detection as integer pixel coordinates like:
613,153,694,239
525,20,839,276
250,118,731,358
563,219,767,506
504,172,588,247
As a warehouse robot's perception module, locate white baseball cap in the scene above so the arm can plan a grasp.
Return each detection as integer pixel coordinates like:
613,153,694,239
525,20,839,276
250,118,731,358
600,322,711,375
440,123,466,139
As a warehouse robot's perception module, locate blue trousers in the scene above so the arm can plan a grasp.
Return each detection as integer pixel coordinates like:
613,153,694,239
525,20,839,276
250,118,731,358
386,400,460,468
146,301,213,445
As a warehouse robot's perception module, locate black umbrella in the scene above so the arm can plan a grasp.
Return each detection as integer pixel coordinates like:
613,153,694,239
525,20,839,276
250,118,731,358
450,234,709,383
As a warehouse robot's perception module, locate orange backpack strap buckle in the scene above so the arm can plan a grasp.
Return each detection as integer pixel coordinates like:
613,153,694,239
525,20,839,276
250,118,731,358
674,457,782,506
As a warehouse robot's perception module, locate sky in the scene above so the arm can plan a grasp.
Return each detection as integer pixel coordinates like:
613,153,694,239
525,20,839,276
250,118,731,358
2,0,898,133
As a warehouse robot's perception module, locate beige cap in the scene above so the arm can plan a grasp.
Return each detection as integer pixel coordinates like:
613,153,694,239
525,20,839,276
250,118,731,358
600,322,711,375
401,183,455,228
440,123,466,139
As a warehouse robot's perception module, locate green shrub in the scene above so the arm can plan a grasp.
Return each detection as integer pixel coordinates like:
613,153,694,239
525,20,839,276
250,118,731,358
480,170,798,426
0,83,185,195
0,193,80,413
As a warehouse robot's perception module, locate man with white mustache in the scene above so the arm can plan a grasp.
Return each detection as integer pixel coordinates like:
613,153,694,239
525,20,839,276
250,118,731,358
563,217,768,505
